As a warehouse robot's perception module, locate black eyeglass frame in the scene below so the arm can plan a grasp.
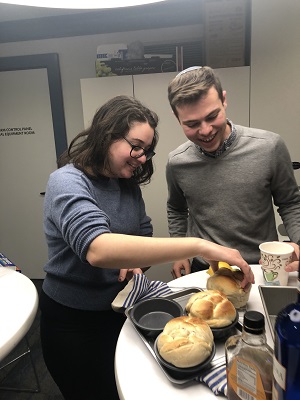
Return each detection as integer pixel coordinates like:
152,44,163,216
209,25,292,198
122,136,156,161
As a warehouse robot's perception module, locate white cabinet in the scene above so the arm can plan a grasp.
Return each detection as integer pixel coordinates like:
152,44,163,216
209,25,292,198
80,67,250,282
81,75,134,128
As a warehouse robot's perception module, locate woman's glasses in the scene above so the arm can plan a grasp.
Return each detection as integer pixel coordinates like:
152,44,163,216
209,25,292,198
123,136,155,161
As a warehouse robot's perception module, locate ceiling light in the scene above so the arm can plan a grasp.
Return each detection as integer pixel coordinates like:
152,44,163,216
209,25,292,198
0,0,168,9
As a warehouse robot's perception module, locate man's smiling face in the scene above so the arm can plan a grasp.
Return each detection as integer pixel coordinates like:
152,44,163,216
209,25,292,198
176,87,231,153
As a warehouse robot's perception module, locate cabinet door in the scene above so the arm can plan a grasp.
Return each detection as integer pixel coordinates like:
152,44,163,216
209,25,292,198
80,75,134,128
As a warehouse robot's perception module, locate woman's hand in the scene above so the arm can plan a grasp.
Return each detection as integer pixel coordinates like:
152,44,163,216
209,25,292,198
171,259,191,279
118,268,144,282
202,244,255,289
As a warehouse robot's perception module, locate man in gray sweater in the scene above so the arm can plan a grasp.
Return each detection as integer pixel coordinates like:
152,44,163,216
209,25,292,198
166,66,300,277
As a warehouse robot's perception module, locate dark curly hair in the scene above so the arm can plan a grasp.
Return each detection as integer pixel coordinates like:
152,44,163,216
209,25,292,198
58,95,159,185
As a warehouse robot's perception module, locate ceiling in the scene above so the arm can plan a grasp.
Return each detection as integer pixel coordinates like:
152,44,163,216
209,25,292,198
0,3,97,22
0,0,203,43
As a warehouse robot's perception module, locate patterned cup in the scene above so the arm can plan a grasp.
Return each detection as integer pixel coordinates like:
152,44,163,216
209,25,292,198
259,241,294,286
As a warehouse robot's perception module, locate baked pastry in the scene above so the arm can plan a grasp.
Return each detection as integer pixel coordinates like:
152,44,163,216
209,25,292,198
206,268,251,308
157,315,213,368
185,289,236,328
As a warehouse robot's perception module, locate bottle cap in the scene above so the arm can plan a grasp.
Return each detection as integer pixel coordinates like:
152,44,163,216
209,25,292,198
243,311,265,334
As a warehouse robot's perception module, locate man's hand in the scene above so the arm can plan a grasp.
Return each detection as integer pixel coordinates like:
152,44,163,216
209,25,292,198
171,259,191,279
284,242,299,272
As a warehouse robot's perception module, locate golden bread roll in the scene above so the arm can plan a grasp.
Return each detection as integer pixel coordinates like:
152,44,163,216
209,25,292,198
206,268,251,308
185,289,236,328
157,316,213,368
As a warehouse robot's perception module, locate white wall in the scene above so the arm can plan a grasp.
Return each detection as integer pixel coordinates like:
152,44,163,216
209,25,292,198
251,0,300,165
251,0,300,240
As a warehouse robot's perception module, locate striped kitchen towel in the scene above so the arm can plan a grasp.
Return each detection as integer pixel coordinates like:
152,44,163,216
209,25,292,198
111,273,172,312
195,363,227,396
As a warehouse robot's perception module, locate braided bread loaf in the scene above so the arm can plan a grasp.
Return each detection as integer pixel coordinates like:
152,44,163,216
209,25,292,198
157,315,213,368
185,289,236,328
206,268,251,308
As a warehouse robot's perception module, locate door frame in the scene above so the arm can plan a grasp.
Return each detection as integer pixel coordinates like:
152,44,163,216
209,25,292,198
0,53,67,159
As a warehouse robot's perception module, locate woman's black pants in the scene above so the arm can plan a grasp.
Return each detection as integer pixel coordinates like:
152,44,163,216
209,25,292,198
39,290,126,400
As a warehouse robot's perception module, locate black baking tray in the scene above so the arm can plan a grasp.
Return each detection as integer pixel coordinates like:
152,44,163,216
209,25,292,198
125,287,236,384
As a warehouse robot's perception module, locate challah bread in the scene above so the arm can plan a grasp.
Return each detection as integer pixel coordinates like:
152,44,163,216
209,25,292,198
157,316,213,368
185,289,236,328
206,268,251,308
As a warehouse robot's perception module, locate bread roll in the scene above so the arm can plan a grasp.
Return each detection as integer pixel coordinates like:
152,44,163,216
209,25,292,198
206,268,251,308
185,289,236,328
157,316,213,368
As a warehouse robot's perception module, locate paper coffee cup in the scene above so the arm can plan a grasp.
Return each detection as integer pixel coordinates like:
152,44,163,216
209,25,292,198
259,241,294,286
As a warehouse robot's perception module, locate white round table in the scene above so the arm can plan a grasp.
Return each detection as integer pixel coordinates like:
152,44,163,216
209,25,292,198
115,266,298,400
0,267,39,362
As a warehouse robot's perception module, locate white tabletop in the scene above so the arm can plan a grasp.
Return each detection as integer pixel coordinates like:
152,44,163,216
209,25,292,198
115,265,298,400
0,267,39,362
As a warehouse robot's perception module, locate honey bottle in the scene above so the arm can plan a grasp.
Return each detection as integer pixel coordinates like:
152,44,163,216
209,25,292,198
225,311,273,400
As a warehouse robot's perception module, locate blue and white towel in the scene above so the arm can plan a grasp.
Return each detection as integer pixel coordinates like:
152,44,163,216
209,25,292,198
195,364,227,396
111,273,172,312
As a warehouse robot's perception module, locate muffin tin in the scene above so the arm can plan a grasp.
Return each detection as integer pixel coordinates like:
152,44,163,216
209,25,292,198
125,287,240,384
154,334,216,380
210,309,239,339
130,297,183,337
